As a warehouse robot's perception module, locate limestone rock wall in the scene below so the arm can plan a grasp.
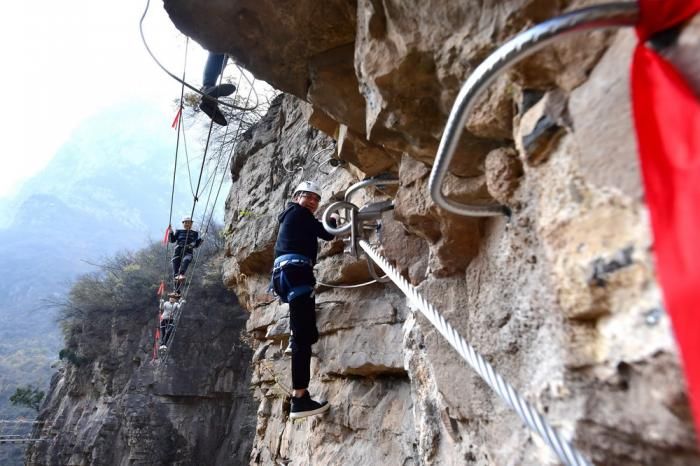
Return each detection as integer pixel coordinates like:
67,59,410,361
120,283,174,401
173,2,700,465
25,264,256,466
220,95,418,465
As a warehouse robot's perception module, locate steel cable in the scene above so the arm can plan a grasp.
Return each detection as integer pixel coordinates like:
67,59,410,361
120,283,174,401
359,239,591,466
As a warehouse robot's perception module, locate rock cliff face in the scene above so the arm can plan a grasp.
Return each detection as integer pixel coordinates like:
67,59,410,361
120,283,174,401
164,1,700,464
25,257,256,466
30,2,700,465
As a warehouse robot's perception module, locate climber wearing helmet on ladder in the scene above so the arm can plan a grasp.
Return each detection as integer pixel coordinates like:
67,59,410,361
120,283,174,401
169,216,203,291
272,180,339,419
159,292,184,353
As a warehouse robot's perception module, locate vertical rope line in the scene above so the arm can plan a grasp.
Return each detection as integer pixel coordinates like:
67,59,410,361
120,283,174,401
158,70,252,370
156,37,189,359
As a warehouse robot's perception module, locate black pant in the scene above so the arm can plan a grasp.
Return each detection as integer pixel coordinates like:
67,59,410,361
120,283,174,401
160,318,174,346
172,249,193,277
290,293,318,389
282,265,318,390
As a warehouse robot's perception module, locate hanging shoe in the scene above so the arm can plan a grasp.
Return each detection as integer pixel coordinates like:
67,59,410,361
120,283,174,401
159,345,167,351
289,392,329,419
199,99,228,126
176,274,186,282
202,83,236,98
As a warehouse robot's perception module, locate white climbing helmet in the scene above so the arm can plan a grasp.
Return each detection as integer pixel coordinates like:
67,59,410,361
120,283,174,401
182,216,193,223
293,181,322,199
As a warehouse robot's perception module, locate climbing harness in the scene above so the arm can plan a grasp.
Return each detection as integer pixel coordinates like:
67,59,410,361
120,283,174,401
270,254,315,303
428,2,639,218
139,0,259,112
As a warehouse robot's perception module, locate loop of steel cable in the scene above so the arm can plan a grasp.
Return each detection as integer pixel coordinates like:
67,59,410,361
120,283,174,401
428,2,639,218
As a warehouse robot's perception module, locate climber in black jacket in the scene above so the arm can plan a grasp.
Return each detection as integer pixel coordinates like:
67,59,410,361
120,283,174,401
272,180,338,419
169,216,203,290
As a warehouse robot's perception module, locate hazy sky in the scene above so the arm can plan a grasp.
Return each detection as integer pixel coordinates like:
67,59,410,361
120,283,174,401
0,0,215,198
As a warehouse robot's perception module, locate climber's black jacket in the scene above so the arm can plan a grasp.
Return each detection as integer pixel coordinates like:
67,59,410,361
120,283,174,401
169,229,202,248
274,203,335,264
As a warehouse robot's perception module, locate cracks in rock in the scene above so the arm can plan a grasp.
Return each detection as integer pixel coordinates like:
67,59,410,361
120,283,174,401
323,370,410,381
587,245,635,288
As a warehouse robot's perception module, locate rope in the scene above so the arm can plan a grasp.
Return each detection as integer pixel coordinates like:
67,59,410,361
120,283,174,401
259,360,292,395
138,0,259,112
158,76,256,370
180,119,197,197
155,37,189,361
316,279,380,289
358,239,591,466
157,58,227,368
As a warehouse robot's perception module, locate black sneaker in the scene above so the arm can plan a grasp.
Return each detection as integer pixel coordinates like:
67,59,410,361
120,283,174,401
202,83,236,98
290,392,329,419
199,99,228,126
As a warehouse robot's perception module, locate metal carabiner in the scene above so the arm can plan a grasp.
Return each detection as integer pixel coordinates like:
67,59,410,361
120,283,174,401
428,2,639,218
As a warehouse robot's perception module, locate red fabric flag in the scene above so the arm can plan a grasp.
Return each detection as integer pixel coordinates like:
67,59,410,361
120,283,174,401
162,225,171,245
171,106,182,129
153,327,161,360
631,0,700,437
157,281,165,297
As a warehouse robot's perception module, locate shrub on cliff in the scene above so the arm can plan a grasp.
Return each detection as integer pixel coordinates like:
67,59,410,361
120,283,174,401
57,224,226,361
10,385,44,411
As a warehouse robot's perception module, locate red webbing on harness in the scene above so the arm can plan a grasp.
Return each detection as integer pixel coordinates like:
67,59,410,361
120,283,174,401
162,225,171,246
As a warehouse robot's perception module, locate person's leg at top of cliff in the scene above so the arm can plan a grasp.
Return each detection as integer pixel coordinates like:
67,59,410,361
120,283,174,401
271,181,339,419
199,52,235,126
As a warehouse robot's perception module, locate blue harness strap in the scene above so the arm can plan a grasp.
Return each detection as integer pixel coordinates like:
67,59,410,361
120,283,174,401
270,254,314,303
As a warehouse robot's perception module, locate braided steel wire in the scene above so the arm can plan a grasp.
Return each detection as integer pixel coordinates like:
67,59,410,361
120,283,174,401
359,239,591,466
429,2,639,218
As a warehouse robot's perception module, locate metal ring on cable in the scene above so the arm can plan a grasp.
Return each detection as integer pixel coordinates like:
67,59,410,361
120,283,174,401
322,200,357,236
429,2,640,218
